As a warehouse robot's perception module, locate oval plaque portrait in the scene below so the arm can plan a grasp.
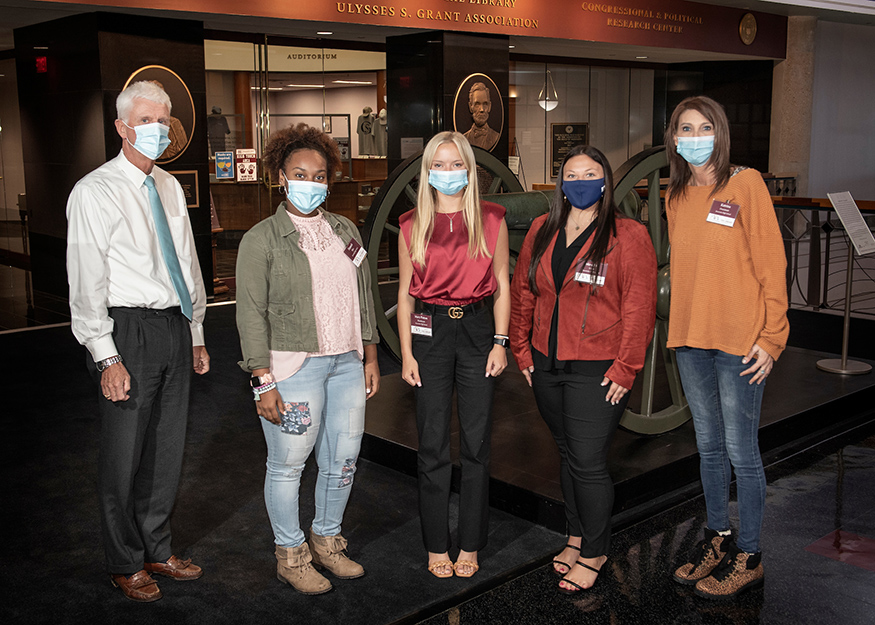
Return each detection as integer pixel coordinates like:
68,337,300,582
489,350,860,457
123,65,195,164
453,73,503,153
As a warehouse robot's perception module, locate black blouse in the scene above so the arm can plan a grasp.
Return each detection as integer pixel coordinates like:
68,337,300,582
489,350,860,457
532,221,612,376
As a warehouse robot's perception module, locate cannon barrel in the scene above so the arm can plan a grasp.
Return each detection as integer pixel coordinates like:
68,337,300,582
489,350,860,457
482,190,552,260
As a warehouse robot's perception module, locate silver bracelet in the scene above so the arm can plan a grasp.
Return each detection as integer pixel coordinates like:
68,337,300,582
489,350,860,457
96,355,123,372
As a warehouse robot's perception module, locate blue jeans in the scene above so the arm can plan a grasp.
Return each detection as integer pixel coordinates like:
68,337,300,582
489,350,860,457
675,347,767,553
260,351,365,548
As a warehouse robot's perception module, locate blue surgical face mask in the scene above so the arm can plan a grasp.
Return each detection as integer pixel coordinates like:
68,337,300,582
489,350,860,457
676,135,715,167
123,121,171,160
429,169,469,196
562,178,605,210
285,179,328,214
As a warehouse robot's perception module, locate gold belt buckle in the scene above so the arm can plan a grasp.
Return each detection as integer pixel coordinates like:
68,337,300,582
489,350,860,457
448,306,464,319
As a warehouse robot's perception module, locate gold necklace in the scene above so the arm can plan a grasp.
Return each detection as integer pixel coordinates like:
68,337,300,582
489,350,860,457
568,210,591,231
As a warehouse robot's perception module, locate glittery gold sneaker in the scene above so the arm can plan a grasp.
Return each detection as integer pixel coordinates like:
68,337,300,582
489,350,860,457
694,544,764,599
672,528,733,586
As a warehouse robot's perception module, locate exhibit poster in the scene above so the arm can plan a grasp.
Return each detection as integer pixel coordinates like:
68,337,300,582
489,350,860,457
215,151,234,180
236,148,258,182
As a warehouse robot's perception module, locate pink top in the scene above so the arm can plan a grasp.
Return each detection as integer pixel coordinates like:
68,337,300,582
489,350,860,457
399,201,505,305
270,210,362,382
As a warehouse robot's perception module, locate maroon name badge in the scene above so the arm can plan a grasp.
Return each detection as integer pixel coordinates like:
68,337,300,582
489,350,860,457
707,200,740,227
574,259,607,286
343,238,367,267
411,312,433,337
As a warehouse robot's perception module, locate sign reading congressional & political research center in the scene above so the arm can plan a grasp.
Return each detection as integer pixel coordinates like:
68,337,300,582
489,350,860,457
828,192,875,257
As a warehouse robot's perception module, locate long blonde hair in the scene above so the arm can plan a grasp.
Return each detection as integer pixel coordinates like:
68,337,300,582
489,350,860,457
408,131,490,267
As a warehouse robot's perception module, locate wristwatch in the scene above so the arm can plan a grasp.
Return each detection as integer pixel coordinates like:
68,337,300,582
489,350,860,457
96,354,123,372
250,373,275,388
493,336,509,348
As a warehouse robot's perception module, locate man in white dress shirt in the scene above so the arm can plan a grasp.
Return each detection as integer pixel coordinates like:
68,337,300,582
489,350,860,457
67,81,209,602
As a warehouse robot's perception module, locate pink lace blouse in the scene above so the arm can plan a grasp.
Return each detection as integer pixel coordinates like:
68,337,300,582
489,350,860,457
270,210,362,382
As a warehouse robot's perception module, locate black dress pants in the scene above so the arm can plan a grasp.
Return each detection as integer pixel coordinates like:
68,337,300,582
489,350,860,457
94,307,192,574
531,367,629,558
413,305,495,553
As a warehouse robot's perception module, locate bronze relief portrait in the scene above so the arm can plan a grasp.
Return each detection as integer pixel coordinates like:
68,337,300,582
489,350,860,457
123,65,195,164
453,73,503,152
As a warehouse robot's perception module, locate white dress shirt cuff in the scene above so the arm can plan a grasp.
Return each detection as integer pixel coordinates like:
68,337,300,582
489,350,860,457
88,335,120,362
191,321,205,347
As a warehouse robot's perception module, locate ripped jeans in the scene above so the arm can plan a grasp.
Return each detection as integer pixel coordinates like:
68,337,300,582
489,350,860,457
260,351,366,548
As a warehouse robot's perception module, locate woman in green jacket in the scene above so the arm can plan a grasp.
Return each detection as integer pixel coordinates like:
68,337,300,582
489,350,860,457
236,123,380,595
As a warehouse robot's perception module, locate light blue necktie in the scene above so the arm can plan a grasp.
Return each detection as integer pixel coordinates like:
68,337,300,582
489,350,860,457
144,176,193,320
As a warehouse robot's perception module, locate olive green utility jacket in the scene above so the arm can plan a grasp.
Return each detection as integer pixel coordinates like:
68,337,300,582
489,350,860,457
236,203,378,373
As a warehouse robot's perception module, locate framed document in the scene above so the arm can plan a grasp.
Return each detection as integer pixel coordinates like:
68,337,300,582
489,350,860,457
167,170,199,208
551,124,589,178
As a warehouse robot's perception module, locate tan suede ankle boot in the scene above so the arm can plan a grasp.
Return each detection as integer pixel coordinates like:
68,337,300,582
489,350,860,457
275,544,332,595
309,532,365,579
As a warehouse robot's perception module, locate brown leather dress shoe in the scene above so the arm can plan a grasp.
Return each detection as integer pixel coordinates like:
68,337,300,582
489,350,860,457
144,555,203,581
111,570,162,602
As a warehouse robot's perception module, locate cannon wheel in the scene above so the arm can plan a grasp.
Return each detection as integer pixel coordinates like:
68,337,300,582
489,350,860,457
613,146,690,435
362,146,524,363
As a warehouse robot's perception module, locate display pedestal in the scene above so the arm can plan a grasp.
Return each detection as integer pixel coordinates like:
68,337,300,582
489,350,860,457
816,244,872,375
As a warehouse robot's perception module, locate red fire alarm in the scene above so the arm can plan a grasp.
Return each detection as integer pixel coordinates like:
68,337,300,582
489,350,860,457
35,56,47,73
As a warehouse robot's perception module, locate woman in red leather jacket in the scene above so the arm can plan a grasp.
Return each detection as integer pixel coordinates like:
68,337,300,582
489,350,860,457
510,144,656,594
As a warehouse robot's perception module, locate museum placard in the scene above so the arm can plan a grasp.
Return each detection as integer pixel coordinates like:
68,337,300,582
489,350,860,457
551,124,589,179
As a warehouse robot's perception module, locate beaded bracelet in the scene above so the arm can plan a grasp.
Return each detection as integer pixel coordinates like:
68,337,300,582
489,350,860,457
252,381,276,401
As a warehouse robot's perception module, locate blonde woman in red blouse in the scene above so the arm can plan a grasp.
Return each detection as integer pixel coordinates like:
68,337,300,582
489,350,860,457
397,131,510,580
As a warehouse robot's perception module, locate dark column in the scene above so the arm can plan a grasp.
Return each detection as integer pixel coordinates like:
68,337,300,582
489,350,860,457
656,61,773,172
15,12,211,298
386,31,509,174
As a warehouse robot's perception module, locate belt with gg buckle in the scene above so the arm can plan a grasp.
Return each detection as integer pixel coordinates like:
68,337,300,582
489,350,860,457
417,299,489,319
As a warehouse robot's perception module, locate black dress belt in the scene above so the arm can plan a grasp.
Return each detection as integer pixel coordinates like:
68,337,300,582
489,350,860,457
416,298,490,319
109,306,183,317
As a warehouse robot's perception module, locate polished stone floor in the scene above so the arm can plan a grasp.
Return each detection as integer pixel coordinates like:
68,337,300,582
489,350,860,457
3,264,874,624
420,426,875,625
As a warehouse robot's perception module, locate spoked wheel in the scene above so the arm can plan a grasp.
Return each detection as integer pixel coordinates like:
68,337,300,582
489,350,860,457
613,146,690,435
361,146,524,363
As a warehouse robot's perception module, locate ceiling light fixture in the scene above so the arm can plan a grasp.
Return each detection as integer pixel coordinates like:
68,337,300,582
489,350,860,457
332,80,372,85
285,84,325,88
317,31,333,35
537,69,559,111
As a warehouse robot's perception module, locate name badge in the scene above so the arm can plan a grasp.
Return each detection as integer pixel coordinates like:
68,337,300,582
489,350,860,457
574,259,607,286
411,313,433,337
706,200,740,227
343,238,367,267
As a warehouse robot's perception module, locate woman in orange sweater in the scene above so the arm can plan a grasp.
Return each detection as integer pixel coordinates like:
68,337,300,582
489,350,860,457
665,96,788,599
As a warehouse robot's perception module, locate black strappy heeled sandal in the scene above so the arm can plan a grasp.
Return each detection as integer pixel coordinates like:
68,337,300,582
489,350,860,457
552,543,581,576
558,557,606,594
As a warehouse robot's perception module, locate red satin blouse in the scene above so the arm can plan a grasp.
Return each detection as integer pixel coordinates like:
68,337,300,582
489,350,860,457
400,201,505,305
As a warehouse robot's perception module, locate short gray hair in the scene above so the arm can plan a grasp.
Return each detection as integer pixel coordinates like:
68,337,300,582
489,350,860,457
116,81,172,122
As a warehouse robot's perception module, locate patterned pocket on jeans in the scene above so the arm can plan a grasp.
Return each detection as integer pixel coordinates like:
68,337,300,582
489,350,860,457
280,401,312,435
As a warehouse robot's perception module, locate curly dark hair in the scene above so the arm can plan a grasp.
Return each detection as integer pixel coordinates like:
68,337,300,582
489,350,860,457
262,123,342,186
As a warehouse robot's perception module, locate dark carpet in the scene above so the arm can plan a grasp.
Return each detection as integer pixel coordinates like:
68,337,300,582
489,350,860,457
1,303,560,624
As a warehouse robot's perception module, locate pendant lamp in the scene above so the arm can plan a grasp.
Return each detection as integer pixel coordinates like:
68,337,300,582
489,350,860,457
538,70,559,111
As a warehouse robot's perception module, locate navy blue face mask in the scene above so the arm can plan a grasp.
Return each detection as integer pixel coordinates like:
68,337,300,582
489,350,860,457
562,178,605,210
